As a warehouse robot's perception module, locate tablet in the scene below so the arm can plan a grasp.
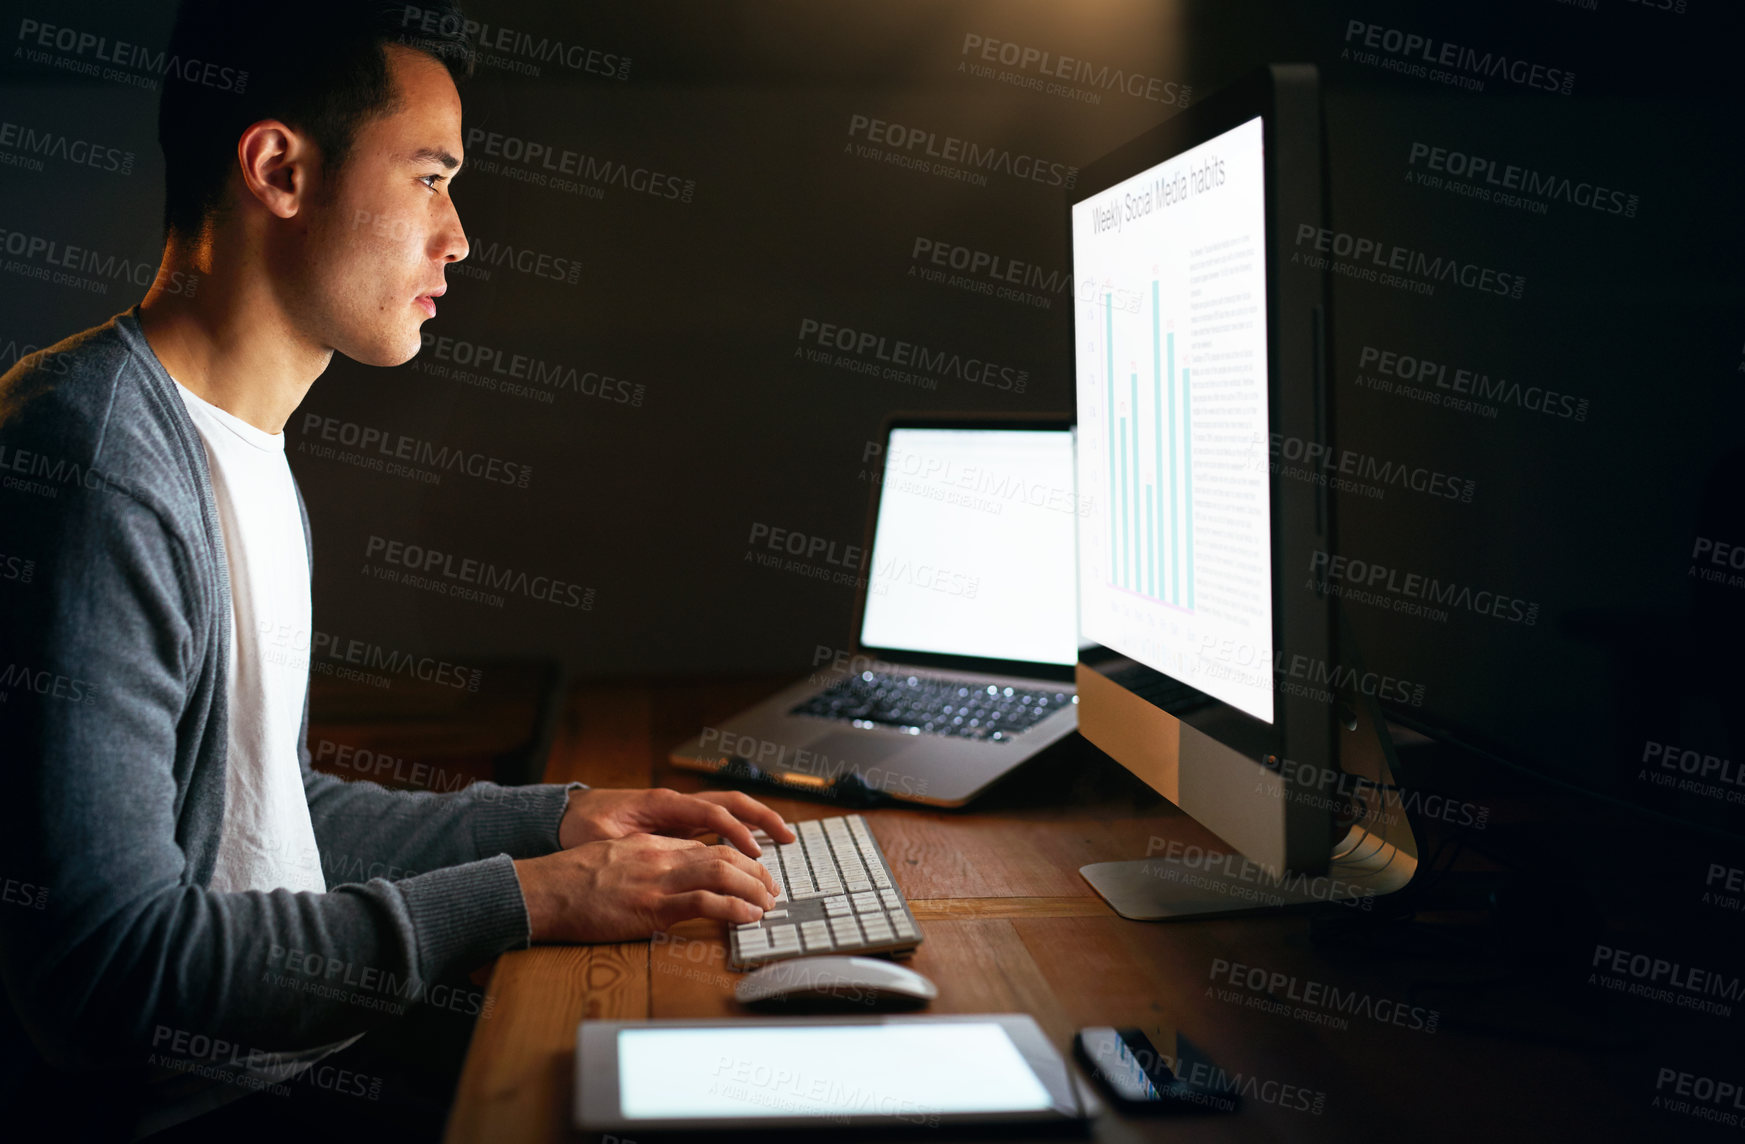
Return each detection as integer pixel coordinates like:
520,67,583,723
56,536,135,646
574,1013,1093,1133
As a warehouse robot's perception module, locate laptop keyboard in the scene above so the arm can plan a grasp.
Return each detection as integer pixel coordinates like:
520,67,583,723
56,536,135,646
789,670,1072,742
729,815,921,969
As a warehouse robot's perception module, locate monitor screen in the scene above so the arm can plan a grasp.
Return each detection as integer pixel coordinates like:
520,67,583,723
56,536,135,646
858,426,1078,667
1071,114,1275,722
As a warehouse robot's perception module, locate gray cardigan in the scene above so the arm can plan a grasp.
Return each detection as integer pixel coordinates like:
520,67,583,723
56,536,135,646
0,306,577,1117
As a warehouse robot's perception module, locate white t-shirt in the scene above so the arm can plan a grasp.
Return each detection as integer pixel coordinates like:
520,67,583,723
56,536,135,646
173,380,325,894
139,383,357,1139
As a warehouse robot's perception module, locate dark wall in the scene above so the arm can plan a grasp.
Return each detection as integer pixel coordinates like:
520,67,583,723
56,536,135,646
3,0,1741,818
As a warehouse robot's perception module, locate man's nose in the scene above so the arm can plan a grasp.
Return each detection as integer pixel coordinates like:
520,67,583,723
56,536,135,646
440,201,468,263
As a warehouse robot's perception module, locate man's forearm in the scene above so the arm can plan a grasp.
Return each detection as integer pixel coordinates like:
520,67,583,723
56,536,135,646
296,682,586,879
304,766,587,880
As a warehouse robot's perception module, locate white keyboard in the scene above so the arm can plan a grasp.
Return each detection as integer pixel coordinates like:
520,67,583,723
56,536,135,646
728,814,923,969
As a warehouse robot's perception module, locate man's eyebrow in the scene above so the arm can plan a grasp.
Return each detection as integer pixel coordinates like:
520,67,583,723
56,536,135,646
407,147,463,177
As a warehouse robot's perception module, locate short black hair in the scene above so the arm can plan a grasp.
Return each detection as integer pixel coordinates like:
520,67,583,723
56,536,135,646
157,0,475,240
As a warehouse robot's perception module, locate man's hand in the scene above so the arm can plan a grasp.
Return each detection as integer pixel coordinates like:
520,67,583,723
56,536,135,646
513,834,778,944
557,787,796,855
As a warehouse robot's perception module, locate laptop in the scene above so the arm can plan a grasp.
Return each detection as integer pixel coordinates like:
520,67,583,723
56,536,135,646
670,415,1081,807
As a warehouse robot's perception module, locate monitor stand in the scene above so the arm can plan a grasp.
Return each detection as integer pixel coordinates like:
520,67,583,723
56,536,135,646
1080,681,1419,921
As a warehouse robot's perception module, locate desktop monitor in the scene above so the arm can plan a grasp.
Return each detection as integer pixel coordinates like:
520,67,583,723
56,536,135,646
1068,65,1415,918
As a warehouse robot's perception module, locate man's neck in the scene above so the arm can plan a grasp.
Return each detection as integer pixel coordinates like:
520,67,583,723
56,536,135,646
136,233,332,435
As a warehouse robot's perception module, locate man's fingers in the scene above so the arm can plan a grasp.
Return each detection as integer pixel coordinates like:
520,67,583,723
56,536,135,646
665,855,775,910
621,831,707,852
686,842,776,895
650,791,763,856
697,790,796,844
659,890,765,928
669,841,777,897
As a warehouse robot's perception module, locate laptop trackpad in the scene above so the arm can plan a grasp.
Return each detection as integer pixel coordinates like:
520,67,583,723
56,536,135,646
793,731,909,768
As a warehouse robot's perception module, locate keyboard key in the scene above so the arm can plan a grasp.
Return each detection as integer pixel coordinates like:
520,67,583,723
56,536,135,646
879,889,902,909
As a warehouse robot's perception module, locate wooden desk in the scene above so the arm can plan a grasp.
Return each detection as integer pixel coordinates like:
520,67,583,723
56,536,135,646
442,677,1636,1143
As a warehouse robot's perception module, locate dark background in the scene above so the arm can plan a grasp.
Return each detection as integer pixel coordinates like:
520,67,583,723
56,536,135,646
3,0,1742,830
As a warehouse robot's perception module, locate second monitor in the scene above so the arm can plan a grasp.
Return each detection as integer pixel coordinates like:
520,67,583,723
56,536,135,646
1069,64,1417,918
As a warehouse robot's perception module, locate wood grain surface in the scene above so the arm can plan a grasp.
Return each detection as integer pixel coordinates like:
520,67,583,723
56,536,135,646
440,676,1630,1143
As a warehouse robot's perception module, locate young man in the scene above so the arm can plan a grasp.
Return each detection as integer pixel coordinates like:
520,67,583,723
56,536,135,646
0,2,791,1136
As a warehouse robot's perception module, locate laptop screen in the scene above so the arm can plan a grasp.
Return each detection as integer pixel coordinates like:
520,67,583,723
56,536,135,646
858,426,1078,667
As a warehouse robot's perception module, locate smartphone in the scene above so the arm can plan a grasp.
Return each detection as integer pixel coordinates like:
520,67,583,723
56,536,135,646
1073,1027,1240,1113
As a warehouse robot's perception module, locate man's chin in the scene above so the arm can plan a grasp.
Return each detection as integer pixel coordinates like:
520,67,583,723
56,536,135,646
336,331,425,369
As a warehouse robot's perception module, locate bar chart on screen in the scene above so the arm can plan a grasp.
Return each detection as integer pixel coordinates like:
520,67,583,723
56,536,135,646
1100,283,1196,611
1072,114,1276,722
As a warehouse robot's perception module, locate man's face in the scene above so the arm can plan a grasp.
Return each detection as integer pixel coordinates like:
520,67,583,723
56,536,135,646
295,43,468,367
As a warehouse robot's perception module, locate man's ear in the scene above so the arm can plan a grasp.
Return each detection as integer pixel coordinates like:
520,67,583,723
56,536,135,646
236,119,317,221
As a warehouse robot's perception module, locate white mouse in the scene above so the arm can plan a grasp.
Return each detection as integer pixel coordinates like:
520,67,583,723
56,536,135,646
734,956,938,1012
